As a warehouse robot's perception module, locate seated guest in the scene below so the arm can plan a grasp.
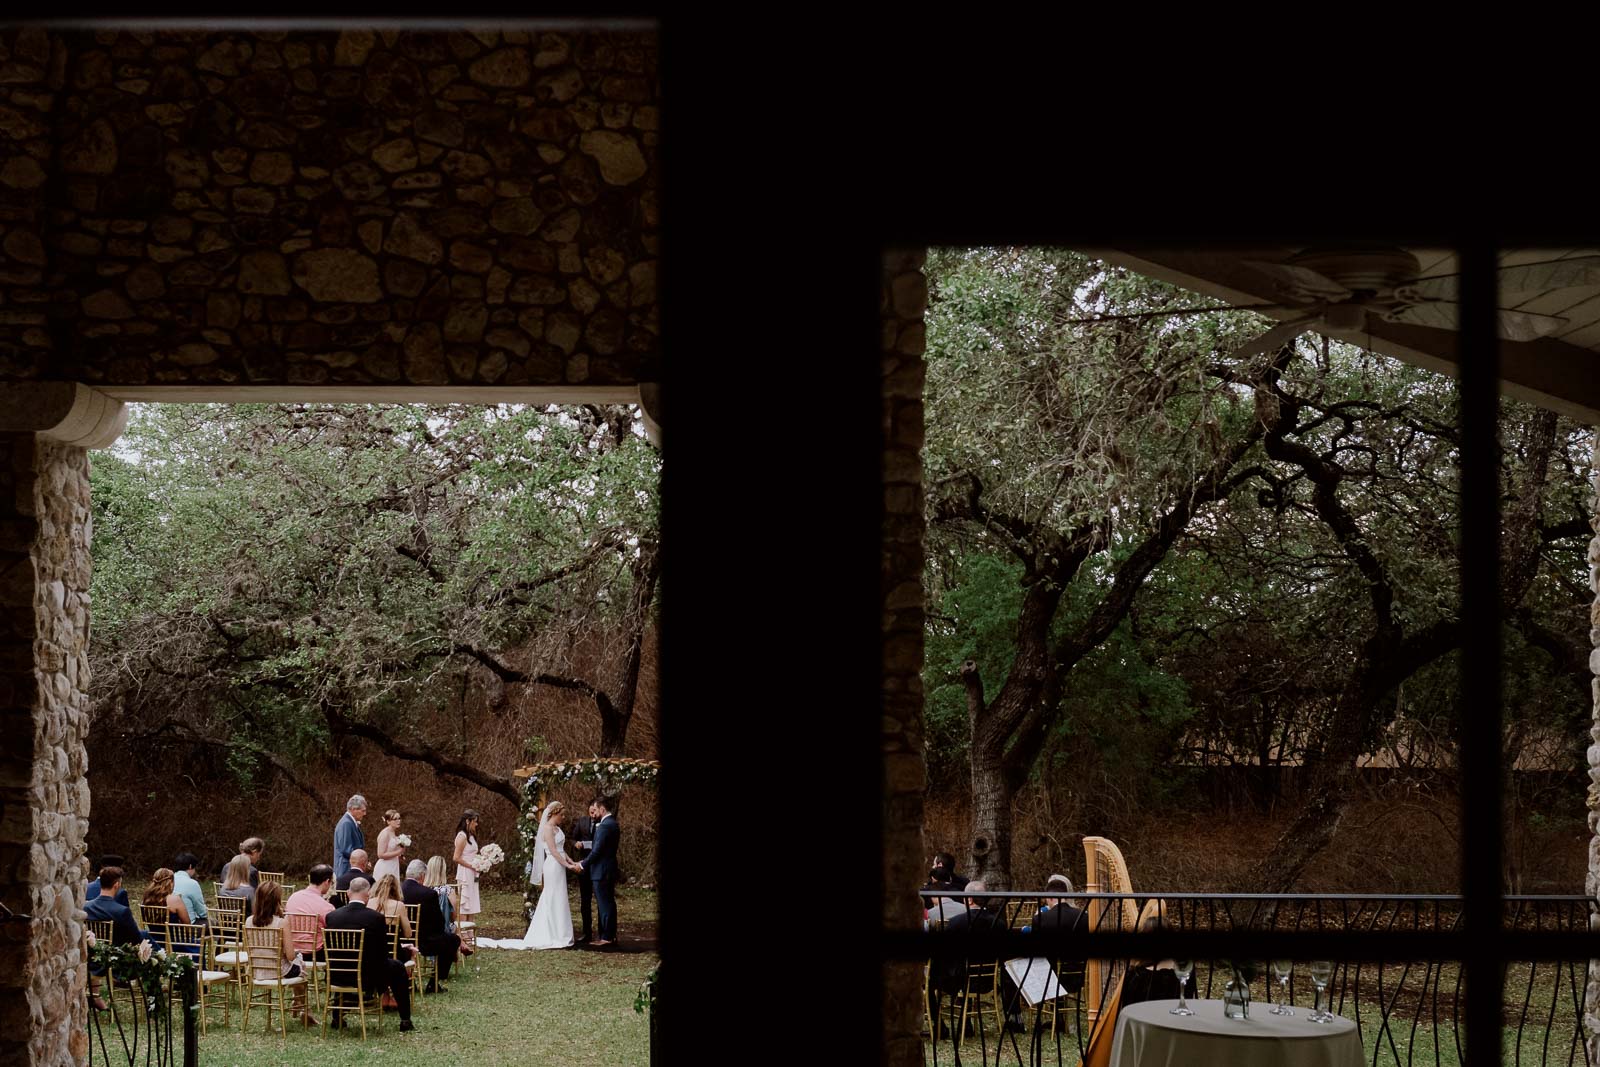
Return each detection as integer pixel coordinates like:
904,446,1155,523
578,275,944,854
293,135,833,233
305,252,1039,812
285,864,337,958
85,866,147,1011
219,854,256,906
424,855,471,956
932,852,970,893
930,881,1023,1032
86,854,131,908
403,860,460,991
171,853,209,928
336,849,373,892
367,873,414,946
244,881,316,1028
324,878,416,1032
1119,904,1197,1007
141,868,185,946
1023,874,1089,994
221,837,266,888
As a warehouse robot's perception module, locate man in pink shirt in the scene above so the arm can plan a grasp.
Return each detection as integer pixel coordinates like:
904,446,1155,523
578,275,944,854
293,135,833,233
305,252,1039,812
285,863,337,957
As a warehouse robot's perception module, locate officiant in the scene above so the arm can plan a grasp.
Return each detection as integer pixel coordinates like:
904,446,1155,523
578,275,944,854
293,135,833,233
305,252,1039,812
570,800,599,943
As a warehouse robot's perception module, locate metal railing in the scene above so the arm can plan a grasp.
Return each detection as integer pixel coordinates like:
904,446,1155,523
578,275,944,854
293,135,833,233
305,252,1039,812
86,972,197,1067
918,890,1598,1066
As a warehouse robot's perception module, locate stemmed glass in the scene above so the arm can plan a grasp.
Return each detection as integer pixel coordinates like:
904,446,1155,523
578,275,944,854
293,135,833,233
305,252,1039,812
1308,960,1334,1022
1269,959,1294,1015
1170,960,1195,1015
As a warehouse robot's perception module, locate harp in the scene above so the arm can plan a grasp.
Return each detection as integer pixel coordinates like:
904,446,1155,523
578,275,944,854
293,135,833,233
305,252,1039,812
1081,835,1139,1031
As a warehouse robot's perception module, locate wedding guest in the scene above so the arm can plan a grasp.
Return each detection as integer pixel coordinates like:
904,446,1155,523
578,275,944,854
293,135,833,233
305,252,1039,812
451,810,482,925
220,854,256,906
143,868,188,940
930,881,1023,1032
86,854,131,908
325,878,416,1032
85,866,146,1011
244,881,316,1028
423,855,460,938
334,795,368,882
171,853,209,927
220,837,265,888
930,852,969,893
1119,904,1196,1006
286,864,337,957
336,849,373,892
403,859,461,990
367,873,414,943
1023,874,1088,994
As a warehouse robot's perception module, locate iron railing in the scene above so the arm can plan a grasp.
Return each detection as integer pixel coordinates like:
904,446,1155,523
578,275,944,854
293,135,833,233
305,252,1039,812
918,890,1598,1066
86,970,197,1067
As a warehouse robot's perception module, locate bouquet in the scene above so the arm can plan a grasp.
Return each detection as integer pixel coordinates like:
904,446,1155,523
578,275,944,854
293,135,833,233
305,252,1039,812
396,834,412,848
470,842,505,873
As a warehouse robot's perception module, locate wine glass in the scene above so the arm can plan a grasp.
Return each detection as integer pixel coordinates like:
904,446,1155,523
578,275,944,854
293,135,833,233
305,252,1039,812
1308,960,1334,1022
1269,959,1294,1016
1170,960,1195,1015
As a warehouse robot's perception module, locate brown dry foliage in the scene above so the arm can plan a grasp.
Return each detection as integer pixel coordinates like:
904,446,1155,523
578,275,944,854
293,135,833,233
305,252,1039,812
86,627,659,885
922,770,1585,894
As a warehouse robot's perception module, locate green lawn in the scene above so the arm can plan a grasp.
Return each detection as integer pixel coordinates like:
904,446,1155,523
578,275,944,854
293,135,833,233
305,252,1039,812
115,880,658,1066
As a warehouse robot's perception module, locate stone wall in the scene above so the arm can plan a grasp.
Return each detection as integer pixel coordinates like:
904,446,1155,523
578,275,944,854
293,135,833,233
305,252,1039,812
882,248,927,1065
0,435,92,1067
0,26,658,388
1586,435,1600,1061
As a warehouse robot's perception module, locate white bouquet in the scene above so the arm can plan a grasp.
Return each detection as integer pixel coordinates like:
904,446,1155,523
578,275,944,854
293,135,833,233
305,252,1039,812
470,842,505,873
396,834,412,848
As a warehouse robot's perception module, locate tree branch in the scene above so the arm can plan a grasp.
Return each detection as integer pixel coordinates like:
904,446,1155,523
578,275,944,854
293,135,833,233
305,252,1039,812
320,704,520,805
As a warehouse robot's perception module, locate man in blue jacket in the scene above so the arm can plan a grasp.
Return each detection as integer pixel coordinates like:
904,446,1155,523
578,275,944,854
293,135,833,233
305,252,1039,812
85,866,147,1011
576,796,620,947
85,854,130,908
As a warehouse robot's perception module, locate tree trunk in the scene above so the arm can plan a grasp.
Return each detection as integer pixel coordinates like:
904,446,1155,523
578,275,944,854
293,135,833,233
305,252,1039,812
598,539,660,756
970,750,1015,890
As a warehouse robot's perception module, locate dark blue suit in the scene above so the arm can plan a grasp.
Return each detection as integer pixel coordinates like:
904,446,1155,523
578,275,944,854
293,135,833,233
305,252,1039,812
85,893,147,946
85,880,130,909
584,815,620,942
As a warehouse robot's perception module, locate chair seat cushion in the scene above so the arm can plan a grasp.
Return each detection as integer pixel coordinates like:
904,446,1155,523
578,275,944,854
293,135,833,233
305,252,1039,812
456,921,475,928
214,952,246,965
200,970,231,983
251,975,307,987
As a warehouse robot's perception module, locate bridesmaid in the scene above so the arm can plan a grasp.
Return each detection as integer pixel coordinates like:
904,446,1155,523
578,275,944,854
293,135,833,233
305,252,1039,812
372,809,405,885
451,809,482,927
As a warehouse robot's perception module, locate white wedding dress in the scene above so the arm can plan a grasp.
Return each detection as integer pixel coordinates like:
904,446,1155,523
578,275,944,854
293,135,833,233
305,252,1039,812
476,826,574,951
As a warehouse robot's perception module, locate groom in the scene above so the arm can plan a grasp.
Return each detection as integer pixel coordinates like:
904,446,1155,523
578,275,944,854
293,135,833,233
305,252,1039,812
576,795,619,947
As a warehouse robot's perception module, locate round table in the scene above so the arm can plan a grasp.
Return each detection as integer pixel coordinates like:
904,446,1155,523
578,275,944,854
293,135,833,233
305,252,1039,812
1108,999,1362,1067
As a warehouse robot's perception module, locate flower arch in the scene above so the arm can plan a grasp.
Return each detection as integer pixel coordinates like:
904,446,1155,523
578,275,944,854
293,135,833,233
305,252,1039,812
512,757,661,920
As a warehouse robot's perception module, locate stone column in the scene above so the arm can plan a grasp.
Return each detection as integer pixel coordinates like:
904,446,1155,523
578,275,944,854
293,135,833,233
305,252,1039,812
1586,433,1600,1064
0,435,93,1066
883,248,928,1066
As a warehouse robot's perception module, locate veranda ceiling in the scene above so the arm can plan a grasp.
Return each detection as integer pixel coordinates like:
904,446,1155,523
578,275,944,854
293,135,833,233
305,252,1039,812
1082,246,1600,425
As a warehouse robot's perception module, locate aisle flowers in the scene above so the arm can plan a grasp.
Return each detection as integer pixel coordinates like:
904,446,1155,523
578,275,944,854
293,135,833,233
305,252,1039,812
470,842,505,873
88,932,197,987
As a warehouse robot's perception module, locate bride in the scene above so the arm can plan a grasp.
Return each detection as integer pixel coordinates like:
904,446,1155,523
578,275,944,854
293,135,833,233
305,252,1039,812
477,800,583,951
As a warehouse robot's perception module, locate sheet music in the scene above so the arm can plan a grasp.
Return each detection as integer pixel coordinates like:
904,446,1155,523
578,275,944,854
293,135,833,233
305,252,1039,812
1005,957,1065,1006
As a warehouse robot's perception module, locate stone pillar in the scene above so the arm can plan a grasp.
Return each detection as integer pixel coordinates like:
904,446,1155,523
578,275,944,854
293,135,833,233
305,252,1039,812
882,248,928,1066
1586,434,1600,1063
0,435,93,1066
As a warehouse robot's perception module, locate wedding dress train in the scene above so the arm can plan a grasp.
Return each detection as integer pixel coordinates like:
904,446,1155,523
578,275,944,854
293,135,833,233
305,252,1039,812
476,827,574,951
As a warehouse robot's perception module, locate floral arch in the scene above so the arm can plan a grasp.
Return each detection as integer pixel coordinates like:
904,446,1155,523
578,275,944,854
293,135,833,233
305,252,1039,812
512,757,661,919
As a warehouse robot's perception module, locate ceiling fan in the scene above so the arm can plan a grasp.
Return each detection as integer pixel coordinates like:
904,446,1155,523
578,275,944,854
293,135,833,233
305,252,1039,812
1071,247,1600,362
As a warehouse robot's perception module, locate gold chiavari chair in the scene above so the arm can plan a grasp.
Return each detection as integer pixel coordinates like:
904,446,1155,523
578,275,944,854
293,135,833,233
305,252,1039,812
209,900,249,1008
330,888,350,908
401,901,433,997
138,904,170,950
286,912,327,1012
241,926,309,1036
165,921,232,1033
450,883,476,968
322,928,378,1039
86,919,140,1013
385,914,416,994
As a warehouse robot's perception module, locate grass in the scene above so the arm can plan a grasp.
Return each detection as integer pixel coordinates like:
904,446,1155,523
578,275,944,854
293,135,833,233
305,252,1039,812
115,879,658,1067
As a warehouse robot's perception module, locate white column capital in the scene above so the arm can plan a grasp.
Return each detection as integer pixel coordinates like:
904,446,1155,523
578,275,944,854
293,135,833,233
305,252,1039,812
0,382,127,449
